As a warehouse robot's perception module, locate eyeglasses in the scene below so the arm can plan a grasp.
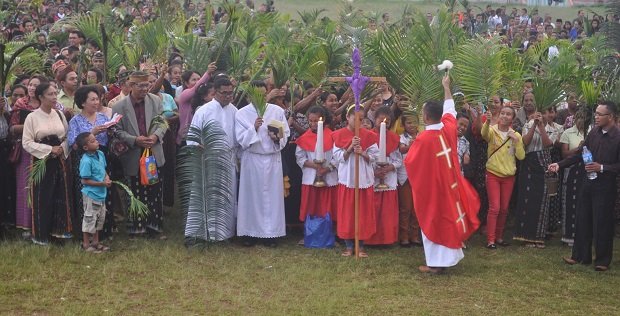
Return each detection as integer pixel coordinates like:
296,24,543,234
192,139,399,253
217,90,234,96
594,112,611,117
134,83,150,89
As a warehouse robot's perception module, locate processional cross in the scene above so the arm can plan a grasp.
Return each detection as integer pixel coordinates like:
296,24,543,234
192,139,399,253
327,48,385,259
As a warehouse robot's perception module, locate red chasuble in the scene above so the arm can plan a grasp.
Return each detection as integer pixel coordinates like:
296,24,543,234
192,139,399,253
296,128,334,152
405,113,480,249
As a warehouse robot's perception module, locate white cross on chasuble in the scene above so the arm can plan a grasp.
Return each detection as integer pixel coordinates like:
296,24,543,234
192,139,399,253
435,134,467,233
436,135,453,169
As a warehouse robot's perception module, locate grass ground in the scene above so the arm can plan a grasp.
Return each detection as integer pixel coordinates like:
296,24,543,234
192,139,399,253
274,0,609,24
1,206,619,315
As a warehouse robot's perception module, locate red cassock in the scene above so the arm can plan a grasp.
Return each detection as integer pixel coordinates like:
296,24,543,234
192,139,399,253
296,128,338,221
405,113,480,249
366,130,400,245
332,127,377,240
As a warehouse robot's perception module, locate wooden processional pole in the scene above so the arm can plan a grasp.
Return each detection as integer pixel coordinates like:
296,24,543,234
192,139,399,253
346,48,369,259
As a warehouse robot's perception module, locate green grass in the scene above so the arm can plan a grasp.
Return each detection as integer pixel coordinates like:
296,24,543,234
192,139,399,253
274,0,608,24
1,206,619,315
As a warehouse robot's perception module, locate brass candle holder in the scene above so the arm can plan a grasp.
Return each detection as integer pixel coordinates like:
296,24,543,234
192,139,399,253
375,161,390,190
313,159,327,188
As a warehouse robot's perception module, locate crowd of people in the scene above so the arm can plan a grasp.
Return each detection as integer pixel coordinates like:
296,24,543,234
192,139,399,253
0,1,618,272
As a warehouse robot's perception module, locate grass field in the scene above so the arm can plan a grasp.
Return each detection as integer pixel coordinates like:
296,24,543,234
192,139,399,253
274,0,609,23
1,207,619,315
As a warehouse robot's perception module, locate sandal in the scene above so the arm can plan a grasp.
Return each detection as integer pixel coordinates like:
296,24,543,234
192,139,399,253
92,243,110,252
486,243,497,249
341,249,353,257
82,245,102,254
358,250,369,258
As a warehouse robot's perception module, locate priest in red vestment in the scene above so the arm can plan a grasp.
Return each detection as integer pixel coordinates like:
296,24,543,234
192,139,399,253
405,75,480,273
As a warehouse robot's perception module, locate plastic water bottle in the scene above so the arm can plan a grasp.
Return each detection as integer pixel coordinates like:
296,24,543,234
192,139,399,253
582,146,597,180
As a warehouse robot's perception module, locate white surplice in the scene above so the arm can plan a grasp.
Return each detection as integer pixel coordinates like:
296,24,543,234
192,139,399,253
372,149,402,192
235,103,290,238
295,147,338,186
185,99,239,240
420,99,464,268
332,144,379,189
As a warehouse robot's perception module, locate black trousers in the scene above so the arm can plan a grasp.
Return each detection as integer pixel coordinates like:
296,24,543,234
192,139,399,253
571,174,617,267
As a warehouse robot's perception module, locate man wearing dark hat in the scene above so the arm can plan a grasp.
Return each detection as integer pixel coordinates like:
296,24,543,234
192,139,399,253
112,71,168,238
107,70,131,107
92,51,105,71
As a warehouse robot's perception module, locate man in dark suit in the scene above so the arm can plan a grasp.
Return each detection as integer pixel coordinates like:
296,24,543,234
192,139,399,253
549,101,620,272
112,71,168,238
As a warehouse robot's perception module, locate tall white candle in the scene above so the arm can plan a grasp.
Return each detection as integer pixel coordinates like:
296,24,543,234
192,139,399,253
379,118,387,163
315,117,325,161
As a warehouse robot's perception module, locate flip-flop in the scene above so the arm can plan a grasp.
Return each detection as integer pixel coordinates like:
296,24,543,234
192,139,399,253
341,249,353,257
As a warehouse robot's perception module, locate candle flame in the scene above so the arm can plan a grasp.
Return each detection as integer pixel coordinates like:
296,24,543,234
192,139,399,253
383,118,387,123
319,117,323,122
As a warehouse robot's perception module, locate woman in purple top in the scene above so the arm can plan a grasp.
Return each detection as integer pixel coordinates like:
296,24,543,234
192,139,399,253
68,85,114,239
175,62,217,145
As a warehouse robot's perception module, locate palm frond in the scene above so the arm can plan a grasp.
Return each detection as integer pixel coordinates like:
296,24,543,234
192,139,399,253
213,1,244,63
148,114,169,135
27,157,48,188
56,13,104,47
501,46,528,101
604,0,620,51
401,64,444,109
174,34,215,74
112,181,149,220
241,83,268,117
0,41,44,90
177,122,235,242
409,9,465,65
298,9,327,27
26,156,48,207
580,80,601,108
453,36,504,104
131,19,170,64
532,78,564,112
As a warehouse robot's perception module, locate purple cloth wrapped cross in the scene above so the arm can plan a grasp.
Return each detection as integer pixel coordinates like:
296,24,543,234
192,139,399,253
346,48,369,112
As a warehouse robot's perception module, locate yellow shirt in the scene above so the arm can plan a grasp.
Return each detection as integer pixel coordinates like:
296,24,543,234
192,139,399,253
57,90,75,112
481,121,525,177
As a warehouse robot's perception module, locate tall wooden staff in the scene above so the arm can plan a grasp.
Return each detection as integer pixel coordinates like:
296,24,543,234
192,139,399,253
346,48,369,259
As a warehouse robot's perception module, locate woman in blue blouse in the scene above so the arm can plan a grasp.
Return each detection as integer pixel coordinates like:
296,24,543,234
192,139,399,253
68,85,114,240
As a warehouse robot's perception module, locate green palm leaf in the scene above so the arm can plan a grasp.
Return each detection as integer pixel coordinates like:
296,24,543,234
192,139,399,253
501,46,528,102
453,36,504,105
0,41,44,90
580,81,601,108
174,34,215,73
241,83,268,117
532,78,564,112
56,13,103,47
131,19,170,64
26,156,48,207
112,181,149,220
177,122,235,242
